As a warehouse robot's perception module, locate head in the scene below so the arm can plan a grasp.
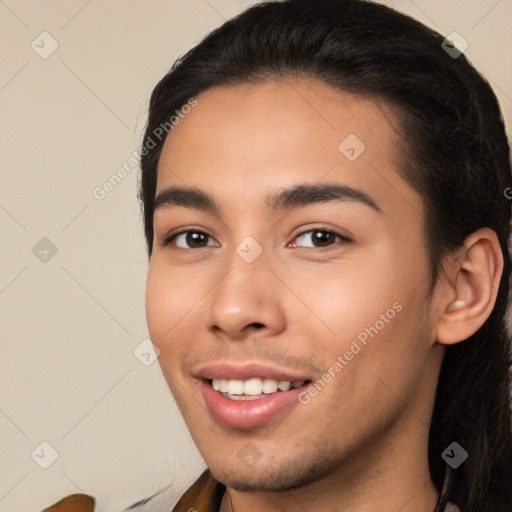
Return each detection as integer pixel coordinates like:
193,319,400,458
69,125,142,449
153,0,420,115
139,1,512,510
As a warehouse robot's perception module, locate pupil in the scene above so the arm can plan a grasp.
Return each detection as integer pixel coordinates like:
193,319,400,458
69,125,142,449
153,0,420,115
188,232,206,247
314,231,332,247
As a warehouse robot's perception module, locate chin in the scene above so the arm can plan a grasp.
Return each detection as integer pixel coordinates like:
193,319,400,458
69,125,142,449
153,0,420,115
208,452,339,493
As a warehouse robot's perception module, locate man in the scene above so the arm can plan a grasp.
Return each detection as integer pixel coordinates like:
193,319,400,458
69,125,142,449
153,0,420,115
44,0,512,511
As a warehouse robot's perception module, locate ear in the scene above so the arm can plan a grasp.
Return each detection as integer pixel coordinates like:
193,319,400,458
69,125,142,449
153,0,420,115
435,228,503,345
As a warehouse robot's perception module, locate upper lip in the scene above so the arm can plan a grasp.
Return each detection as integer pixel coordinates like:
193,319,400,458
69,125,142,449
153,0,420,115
194,362,312,383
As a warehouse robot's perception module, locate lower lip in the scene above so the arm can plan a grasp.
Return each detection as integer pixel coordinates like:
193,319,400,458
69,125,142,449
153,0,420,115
200,380,307,429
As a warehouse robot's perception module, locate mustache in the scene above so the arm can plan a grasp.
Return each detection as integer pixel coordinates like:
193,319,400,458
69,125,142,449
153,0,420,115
184,338,325,375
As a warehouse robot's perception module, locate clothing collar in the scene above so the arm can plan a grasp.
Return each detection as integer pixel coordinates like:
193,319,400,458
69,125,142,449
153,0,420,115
171,469,225,512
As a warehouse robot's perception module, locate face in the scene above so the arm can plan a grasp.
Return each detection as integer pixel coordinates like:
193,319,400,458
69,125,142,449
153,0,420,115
146,78,439,491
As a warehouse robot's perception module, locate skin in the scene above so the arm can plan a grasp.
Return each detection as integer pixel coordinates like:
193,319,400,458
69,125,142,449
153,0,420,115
145,78,502,512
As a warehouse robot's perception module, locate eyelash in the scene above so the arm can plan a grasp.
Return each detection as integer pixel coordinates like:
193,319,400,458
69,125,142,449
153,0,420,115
161,227,351,250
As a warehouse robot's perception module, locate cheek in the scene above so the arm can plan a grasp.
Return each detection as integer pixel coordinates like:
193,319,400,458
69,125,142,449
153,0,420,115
145,259,195,349
145,265,170,343
287,251,426,392
147,254,209,308
286,254,401,344
145,263,195,397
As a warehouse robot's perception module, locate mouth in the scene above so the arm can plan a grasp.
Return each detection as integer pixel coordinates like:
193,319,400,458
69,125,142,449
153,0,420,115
199,376,312,429
209,377,309,400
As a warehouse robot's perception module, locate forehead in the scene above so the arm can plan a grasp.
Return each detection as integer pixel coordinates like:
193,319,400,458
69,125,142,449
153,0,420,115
156,78,422,224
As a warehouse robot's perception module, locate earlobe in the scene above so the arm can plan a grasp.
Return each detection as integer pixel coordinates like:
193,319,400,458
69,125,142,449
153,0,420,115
435,228,503,346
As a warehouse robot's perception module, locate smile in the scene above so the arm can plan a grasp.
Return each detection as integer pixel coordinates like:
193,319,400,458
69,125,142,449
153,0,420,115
211,377,306,400
200,378,311,429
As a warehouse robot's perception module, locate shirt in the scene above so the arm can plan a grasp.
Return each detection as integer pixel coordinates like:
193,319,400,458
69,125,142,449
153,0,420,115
125,470,225,512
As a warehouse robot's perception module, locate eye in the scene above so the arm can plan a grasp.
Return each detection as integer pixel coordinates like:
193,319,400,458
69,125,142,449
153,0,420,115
163,230,218,249
288,229,350,249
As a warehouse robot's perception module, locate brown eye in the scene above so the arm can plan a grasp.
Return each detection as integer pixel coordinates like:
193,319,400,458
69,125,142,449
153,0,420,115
290,229,350,248
164,230,217,249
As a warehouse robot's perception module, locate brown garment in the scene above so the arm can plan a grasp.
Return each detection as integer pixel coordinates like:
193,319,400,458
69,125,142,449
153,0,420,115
171,470,225,512
42,493,95,512
122,469,226,511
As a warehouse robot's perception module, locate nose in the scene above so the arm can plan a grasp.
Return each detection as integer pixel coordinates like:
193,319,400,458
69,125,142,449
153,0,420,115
205,248,286,341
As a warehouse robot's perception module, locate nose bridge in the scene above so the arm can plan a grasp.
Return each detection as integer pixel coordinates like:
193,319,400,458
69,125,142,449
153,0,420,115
220,233,269,302
205,233,285,337
234,234,265,267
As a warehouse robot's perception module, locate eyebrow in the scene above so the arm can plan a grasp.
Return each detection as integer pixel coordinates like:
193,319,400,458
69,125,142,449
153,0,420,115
153,183,381,216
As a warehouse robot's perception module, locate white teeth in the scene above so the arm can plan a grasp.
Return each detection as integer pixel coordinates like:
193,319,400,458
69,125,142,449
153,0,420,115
278,380,291,391
262,379,278,394
226,393,262,401
227,380,244,395
244,378,263,395
210,377,307,397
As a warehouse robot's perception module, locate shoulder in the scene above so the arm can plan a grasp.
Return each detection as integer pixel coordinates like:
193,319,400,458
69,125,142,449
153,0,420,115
122,470,225,512
121,484,176,512
42,494,96,512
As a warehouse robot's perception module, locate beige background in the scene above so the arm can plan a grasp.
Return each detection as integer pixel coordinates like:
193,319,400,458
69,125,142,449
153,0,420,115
1,1,511,511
